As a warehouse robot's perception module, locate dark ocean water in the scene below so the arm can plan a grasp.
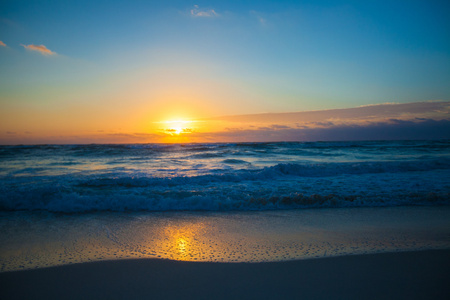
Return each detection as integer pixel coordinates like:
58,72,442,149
1,140,449,212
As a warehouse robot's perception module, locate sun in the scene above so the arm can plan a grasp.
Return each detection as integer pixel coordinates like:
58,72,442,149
161,120,193,136
172,126,182,135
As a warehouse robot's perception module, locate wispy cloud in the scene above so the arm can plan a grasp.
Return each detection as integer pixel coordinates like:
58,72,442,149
250,10,267,26
212,101,450,125
0,41,6,47
190,5,218,17
191,101,450,143
358,102,398,107
188,119,450,143
1,18,18,27
21,44,56,55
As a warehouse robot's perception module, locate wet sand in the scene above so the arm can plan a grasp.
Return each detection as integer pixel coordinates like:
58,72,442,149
1,249,449,300
3,207,450,272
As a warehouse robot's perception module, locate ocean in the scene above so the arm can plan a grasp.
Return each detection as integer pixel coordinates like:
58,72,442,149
1,140,450,271
1,140,450,212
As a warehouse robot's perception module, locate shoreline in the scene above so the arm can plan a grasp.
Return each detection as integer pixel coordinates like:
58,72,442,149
2,249,449,300
3,206,450,272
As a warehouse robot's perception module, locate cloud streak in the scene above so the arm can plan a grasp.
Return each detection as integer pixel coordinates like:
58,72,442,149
21,44,56,55
190,5,218,17
211,101,450,125
189,119,450,143
190,101,450,143
0,41,6,47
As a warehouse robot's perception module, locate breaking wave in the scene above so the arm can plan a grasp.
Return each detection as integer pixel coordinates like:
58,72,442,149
1,141,450,213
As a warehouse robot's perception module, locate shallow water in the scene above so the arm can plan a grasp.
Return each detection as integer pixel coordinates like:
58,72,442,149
1,206,449,272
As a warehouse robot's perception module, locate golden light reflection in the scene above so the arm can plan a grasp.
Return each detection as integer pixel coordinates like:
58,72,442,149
163,223,205,261
177,237,187,255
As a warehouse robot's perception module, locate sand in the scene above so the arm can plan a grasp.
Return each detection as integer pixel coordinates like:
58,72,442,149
1,249,449,300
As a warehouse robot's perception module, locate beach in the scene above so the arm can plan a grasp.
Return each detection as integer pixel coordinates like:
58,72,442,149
1,206,450,299
1,249,449,300
1,142,450,298
2,207,450,272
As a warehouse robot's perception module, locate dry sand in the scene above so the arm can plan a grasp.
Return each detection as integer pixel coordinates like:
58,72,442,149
1,249,449,300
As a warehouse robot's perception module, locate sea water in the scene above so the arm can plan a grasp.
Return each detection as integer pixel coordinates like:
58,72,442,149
1,140,450,271
1,140,449,211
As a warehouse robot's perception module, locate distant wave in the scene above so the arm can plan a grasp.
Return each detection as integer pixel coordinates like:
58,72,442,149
222,159,250,164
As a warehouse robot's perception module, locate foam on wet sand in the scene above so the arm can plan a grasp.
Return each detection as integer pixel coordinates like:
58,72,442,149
2,207,450,272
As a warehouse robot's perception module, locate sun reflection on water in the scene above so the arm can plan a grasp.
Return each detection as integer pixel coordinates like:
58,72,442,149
163,222,206,261
3,208,450,272
176,237,187,255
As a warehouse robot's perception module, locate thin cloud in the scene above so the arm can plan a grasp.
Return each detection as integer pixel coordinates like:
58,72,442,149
211,101,450,125
21,44,56,55
0,41,6,47
250,10,267,26
270,124,291,130
0,18,18,27
191,5,219,17
191,119,450,143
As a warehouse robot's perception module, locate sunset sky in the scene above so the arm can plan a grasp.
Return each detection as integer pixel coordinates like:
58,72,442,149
1,0,449,144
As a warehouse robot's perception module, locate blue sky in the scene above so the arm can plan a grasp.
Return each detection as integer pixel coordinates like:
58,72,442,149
1,0,449,143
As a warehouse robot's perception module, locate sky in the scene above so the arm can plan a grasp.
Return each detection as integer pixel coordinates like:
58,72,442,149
1,0,449,144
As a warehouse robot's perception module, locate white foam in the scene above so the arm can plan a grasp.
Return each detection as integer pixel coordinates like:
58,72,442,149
1,141,450,212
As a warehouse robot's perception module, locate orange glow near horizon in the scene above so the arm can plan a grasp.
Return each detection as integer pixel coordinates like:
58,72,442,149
158,119,194,137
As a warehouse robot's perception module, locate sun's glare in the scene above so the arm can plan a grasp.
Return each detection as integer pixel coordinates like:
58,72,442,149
161,120,193,136
173,126,182,135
